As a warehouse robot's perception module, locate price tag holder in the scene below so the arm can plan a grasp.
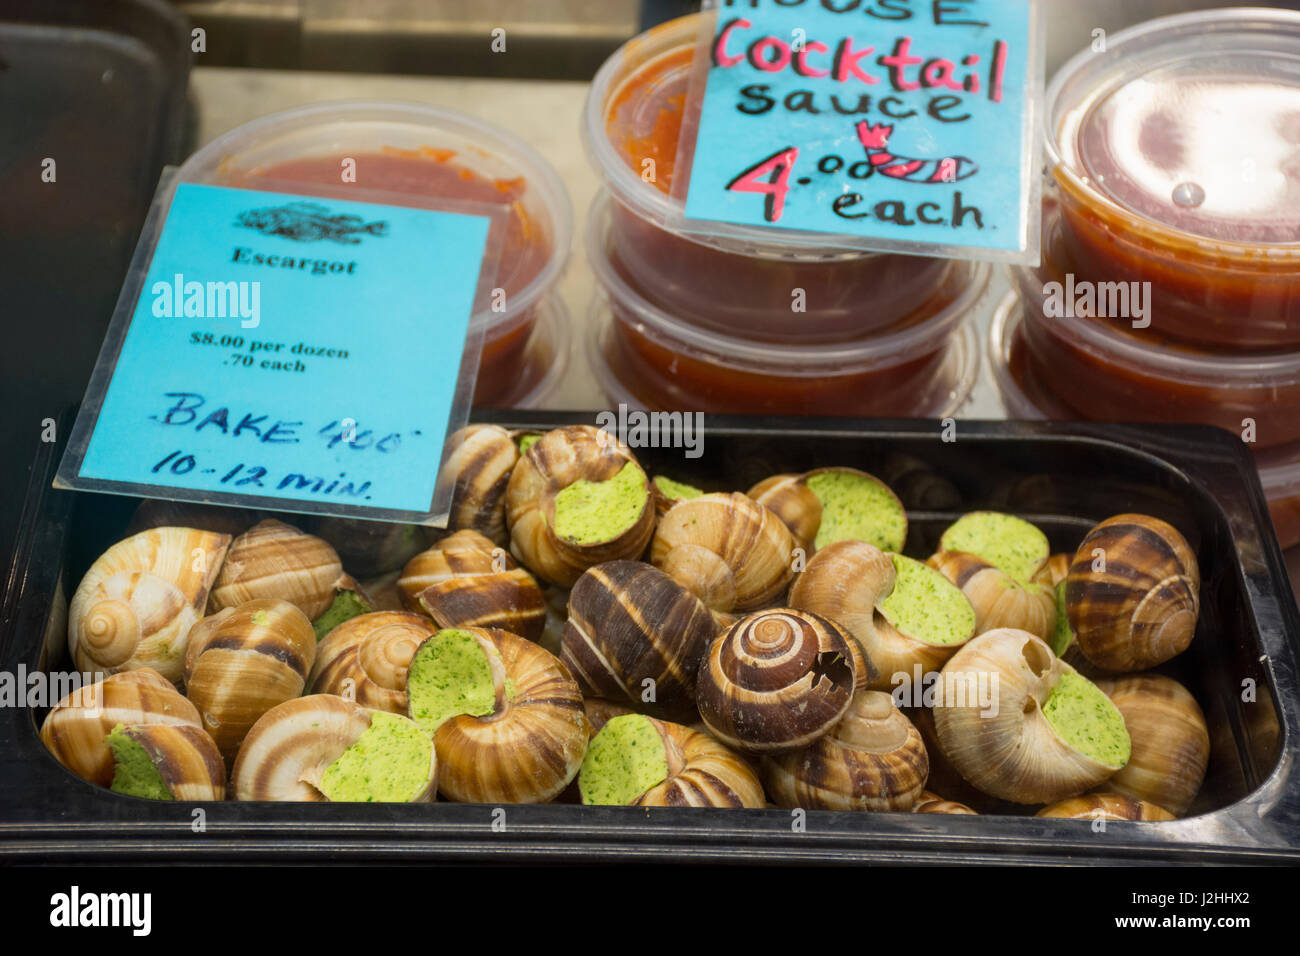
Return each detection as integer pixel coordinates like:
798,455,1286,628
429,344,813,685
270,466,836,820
674,0,1044,264
55,174,507,526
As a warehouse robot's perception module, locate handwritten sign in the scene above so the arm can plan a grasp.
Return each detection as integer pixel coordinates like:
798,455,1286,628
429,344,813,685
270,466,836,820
57,182,495,523
680,0,1040,262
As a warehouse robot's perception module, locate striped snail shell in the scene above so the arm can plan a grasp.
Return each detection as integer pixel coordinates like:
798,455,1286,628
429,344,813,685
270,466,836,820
913,791,977,815
67,527,231,684
762,690,930,812
650,492,795,615
561,561,717,720
40,669,202,787
1034,553,1071,589
440,424,520,546
747,474,822,552
231,695,436,802
409,627,590,803
108,723,227,801
1066,514,1200,672
1093,674,1209,817
695,608,860,755
927,550,1056,642
310,611,437,714
1036,794,1174,821
578,713,765,808
505,426,656,588
183,599,317,762
209,519,343,620
398,529,546,641
932,629,1129,805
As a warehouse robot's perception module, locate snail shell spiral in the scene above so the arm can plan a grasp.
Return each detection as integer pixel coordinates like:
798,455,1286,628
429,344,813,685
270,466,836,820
1066,514,1200,672
68,527,231,683
440,424,520,546
310,611,437,714
695,608,859,755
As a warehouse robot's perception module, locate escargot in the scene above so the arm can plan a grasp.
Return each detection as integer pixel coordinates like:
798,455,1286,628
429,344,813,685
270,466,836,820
40,669,202,787
184,599,317,762
440,423,520,546
791,542,975,691
232,695,435,802
104,723,226,801
505,425,656,588
67,526,231,683
651,475,705,519
310,611,438,714
406,627,589,803
937,511,1051,584
800,467,908,553
747,474,822,552
1066,514,1200,672
397,529,546,641
1093,674,1209,817
650,492,795,616
578,713,765,808
695,608,862,755
209,519,343,621
927,550,1056,642
763,690,930,812
932,629,1131,805
913,791,977,815
1036,794,1175,821
561,561,717,720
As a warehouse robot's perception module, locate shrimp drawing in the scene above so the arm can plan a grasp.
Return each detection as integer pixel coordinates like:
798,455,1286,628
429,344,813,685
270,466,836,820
855,123,979,184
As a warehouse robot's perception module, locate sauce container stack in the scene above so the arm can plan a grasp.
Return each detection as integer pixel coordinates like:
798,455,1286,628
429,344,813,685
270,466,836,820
581,13,991,418
180,102,573,408
986,9,1300,547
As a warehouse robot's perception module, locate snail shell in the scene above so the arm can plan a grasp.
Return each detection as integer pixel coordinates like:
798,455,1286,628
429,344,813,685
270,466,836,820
913,791,977,815
763,690,930,811
505,426,656,588
1066,514,1200,672
1034,553,1072,589
650,492,795,615
1093,675,1209,817
747,474,822,552
67,526,231,683
561,561,717,720
398,529,546,641
412,627,590,803
441,424,520,546
40,669,202,787
126,501,260,538
651,476,704,519
231,695,436,802
932,629,1129,805
927,551,1056,642
209,519,343,620
579,713,765,808
696,608,860,755
310,611,437,714
109,723,227,801
1036,794,1174,821
183,599,317,762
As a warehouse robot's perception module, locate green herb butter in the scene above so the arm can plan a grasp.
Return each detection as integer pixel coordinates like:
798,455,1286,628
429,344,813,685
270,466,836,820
553,461,648,545
106,725,172,801
318,712,433,803
1042,672,1131,768
578,714,670,806
806,471,906,552
939,512,1050,585
878,554,975,646
653,476,704,501
1050,580,1073,657
407,629,499,735
312,589,373,642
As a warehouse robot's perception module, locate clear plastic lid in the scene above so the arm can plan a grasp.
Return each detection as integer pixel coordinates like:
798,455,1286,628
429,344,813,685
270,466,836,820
1049,7,1300,248
176,100,573,338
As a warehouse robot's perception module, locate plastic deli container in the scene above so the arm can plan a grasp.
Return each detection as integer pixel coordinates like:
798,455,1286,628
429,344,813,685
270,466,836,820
586,197,986,417
990,293,1300,550
1045,8,1300,349
476,295,570,410
176,101,573,405
4,413,1298,863
583,13,952,344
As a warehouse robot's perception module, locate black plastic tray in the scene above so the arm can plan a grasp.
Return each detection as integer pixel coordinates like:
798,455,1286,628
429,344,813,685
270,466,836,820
2,412,1298,864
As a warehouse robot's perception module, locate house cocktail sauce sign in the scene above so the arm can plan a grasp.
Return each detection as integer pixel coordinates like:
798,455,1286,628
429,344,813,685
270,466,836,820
57,179,505,525
678,0,1042,263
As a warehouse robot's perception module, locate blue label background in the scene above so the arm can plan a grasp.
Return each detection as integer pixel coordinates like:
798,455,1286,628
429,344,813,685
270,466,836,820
684,0,1032,253
78,183,491,512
